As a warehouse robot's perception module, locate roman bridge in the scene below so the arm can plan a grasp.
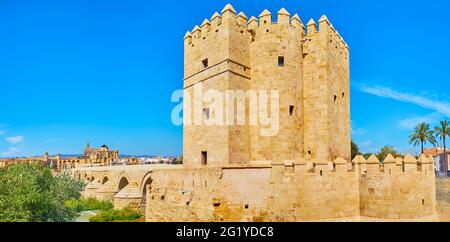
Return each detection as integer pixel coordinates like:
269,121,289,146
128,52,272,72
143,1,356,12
71,164,183,210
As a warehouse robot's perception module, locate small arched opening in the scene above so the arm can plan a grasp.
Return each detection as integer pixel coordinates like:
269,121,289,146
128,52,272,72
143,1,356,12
102,176,109,185
118,177,129,191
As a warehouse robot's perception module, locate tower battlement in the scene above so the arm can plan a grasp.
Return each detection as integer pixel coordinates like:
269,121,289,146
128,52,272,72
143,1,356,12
185,5,349,52
352,154,436,176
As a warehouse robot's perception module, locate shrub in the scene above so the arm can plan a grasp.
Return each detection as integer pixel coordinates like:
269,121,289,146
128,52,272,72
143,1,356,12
89,208,143,222
65,198,113,213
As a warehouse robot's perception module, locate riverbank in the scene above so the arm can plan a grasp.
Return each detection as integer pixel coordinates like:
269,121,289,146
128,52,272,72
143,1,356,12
75,211,98,222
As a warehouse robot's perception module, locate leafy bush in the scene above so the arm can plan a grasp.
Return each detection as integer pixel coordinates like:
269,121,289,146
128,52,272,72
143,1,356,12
0,164,85,222
65,198,113,213
89,208,143,222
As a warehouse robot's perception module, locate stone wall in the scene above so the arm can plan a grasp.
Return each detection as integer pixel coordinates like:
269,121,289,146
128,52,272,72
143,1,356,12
144,163,359,222
359,155,437,220
71,158,439,221
437,177,450,222
145,155,438,222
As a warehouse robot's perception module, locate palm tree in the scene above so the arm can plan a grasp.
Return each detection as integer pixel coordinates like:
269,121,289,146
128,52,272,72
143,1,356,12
409,122,436,154
435,120,450,176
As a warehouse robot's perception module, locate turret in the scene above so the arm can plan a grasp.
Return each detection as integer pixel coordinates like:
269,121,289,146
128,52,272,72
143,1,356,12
184,31,192,45
259,9,271,26
291,14,305,37
221,3,236,21
211,12,222,26
318,15,330,29
318,15,331,41
200,19,211,33
236,12,248,26
352,155,367,174
366,154,380,173
247,16,259,31
277,8,290,25
384,154,396,175
192,25,201,39
183,5,351,166
306,19,316,35
418,154,434,174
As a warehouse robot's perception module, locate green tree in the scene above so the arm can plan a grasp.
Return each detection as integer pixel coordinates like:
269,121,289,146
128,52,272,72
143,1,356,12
351,141,361,160
377,145,402,162
362,153,372,160
0,164,84,222
435,120,450,176
409,122,436,154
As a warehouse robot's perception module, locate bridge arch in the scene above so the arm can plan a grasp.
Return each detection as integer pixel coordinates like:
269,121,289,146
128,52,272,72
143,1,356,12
117,174,131,192
140,172,154,199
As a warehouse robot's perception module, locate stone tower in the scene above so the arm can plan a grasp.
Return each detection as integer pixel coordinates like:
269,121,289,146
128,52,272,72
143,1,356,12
183,4,350,168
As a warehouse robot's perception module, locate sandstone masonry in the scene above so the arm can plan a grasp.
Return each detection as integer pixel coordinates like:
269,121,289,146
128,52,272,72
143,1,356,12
73,4,439,222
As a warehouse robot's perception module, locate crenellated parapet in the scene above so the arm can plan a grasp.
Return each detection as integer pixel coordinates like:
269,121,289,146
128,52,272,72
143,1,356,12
268,153,437,180
185,5,348,50
350,153,436,177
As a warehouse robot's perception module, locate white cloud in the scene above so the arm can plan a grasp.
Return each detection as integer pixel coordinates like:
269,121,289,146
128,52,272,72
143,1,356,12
1,147,20,157
351,121,366,136
399,113,442,129
6,136,24,144
358,140,378,154
358,85,450,117
360,141,372,148
352,128,366,136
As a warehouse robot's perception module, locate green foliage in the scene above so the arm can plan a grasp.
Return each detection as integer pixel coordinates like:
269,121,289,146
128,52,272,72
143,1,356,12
65,198,113,213
435,120,450,176
362,153,372,160
351,141,361,160
377,145,403,162
89,208,143,222
0,164,85,222
409,122,437,153
359,146,403,162
435,121,450,142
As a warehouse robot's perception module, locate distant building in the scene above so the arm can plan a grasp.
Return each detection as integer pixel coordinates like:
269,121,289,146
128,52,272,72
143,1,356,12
57,143,119,170
424,148,450,174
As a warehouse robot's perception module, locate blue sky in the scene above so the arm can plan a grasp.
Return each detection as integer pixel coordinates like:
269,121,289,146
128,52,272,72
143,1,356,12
0,0,449,157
